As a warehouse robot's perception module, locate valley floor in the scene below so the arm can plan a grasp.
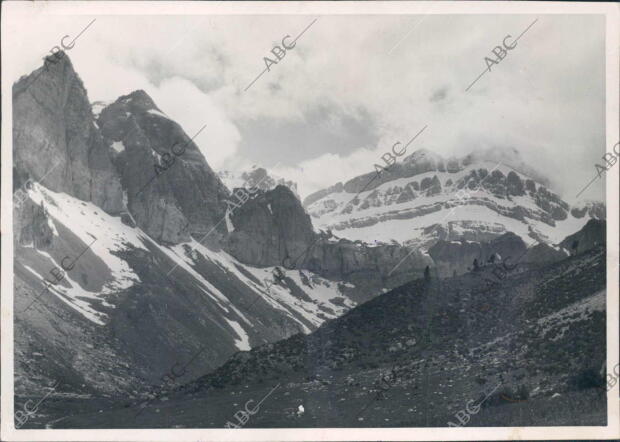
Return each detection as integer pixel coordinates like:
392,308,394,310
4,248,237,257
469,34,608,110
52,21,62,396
19,379,605,428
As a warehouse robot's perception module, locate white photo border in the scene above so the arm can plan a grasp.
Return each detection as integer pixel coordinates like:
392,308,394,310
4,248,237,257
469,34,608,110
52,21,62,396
1,1,618,440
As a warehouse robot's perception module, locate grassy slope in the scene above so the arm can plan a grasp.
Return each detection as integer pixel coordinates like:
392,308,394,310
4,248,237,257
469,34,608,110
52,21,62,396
26,247,606,428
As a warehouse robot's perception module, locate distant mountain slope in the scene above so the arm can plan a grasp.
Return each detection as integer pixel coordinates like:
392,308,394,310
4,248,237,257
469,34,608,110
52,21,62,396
14,183,362,396
304,148,604,250
12,51,607,427
49,242,604,428
182,247,605,399
11,54,367,398
218,166,299,199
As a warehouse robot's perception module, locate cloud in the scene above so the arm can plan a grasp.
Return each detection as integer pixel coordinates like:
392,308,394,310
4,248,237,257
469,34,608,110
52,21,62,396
149,77,241,168
6,10,606,201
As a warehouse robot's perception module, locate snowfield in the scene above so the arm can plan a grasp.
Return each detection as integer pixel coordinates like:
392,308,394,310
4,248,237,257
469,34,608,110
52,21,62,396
307,161,591,246
20,184,357,332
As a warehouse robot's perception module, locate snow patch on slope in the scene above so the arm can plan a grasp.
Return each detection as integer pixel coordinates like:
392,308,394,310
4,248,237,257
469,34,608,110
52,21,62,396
189,243,357,331
27,185,146,294
111,141,125,153
147,109,170,120
34,250,111,325
309,161,590,247
224,318,251,351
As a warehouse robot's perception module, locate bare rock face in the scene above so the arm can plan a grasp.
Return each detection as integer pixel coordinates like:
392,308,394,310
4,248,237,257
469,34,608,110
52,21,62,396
304,239,432,280
522,242,567,264
13,198,54,249
13,53,124,215
226,185,432,280
97,90,229,244
571,201,606,220
429,232,528,276
560,219,605,255
219,167,299,199
226,185,315,265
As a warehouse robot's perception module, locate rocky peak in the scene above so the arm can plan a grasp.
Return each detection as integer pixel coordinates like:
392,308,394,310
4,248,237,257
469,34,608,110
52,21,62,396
560,219,605,255
13,52,124,215
97,89,229,244
226,185,315,266
570,200,606,220
219,166,299,199
116,89,161,112
225,184,431,287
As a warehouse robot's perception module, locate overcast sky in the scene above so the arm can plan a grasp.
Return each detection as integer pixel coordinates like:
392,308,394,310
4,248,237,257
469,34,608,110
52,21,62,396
6,9,607,202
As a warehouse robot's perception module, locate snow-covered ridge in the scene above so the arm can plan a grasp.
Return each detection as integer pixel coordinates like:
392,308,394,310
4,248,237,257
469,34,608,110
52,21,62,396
19,184,357,332
306,159,595,247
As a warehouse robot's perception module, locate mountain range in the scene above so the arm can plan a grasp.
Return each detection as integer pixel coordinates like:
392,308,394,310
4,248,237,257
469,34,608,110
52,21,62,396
12,52,606,428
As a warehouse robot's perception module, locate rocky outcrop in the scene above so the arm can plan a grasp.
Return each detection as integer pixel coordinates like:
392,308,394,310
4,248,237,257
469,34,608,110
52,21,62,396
571,201,606,220
226,185,316,266
13,198,54,249
560,219,605,255
226,185,431,280
98,90,229,243
13,53,124,215
429,232,528,276
306,239,432,280
522,243,568,264
219,167,300,202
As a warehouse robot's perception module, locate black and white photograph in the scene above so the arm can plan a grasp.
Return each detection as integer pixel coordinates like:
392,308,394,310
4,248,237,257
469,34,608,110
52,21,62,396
1,1,619,440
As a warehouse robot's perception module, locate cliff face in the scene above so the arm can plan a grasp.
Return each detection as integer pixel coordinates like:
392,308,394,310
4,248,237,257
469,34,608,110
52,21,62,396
428,232,528,276
226,185,431,283
560,219,606,255
12,54,368,399
97,91,230,244
219,167,299,199
12,51,607,406
13,53,124,215
226,185,316,266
